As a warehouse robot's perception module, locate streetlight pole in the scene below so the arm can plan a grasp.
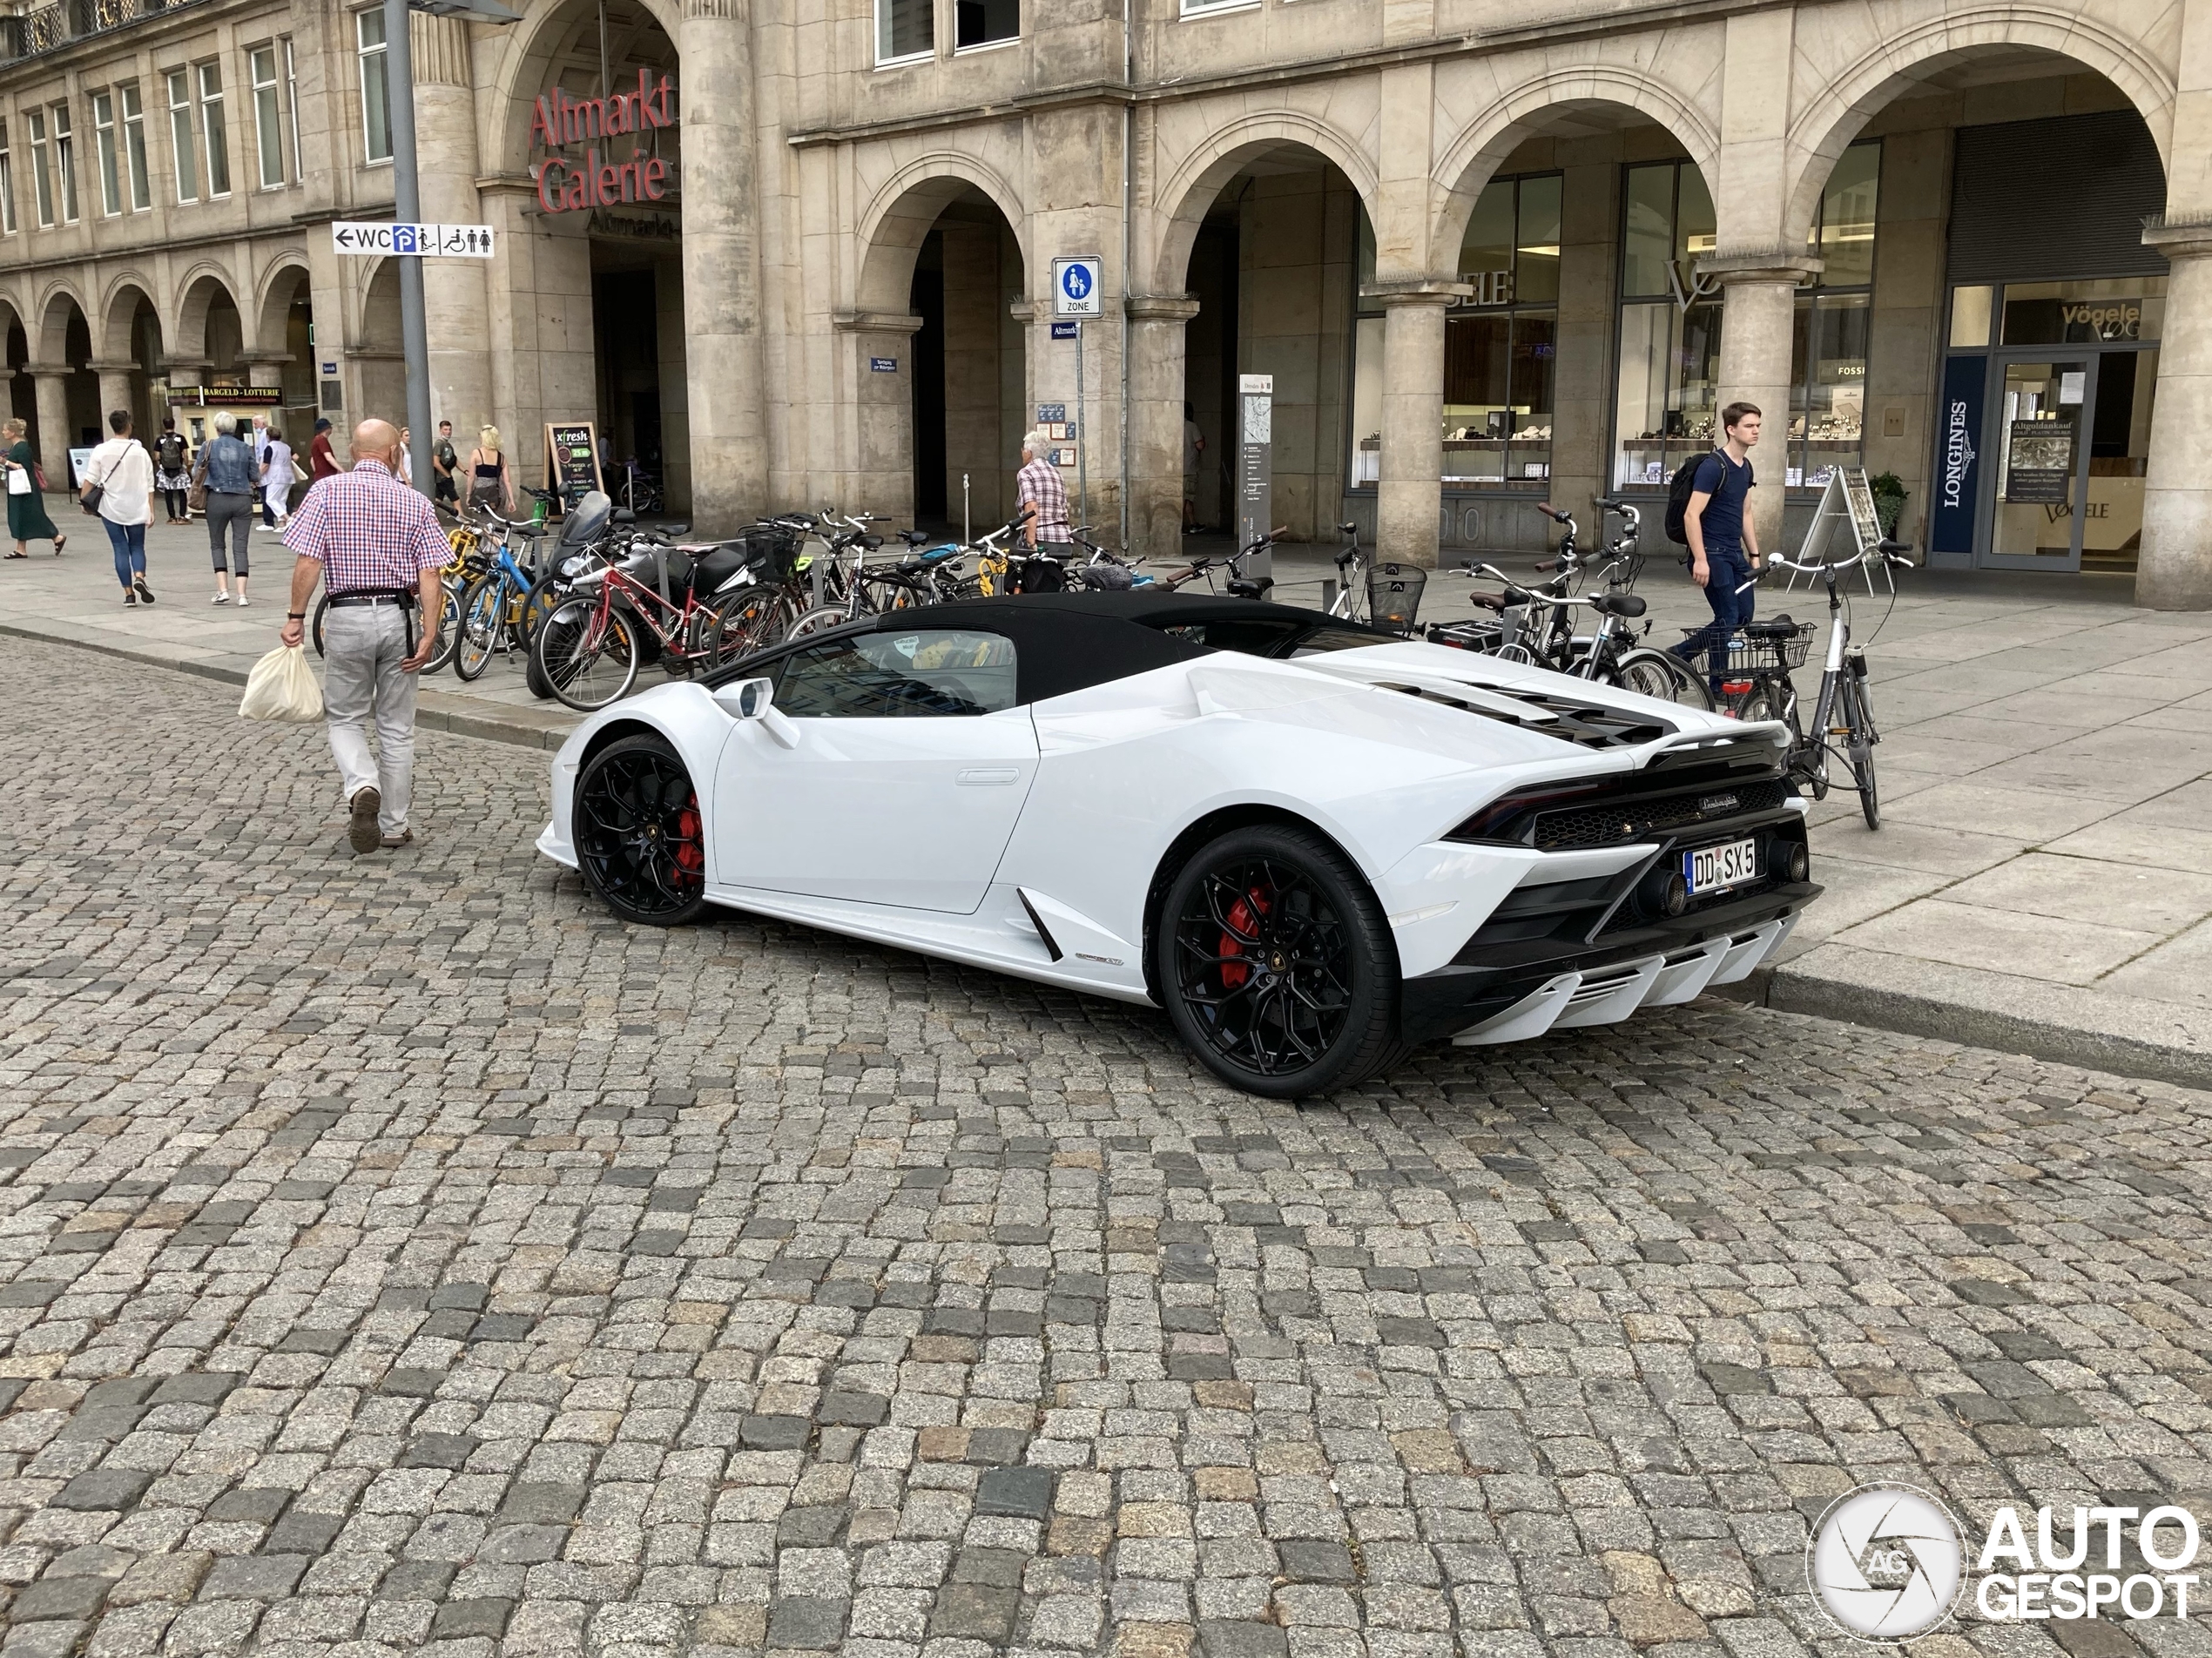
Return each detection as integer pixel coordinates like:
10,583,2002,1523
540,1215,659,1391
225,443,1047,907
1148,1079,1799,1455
381,0,519,505
381,0,433,502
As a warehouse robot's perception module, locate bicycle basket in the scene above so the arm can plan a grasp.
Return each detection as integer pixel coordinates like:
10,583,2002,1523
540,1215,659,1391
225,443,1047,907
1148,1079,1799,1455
743,526,804,582
1681,622,1816,670
1366,563,1427,634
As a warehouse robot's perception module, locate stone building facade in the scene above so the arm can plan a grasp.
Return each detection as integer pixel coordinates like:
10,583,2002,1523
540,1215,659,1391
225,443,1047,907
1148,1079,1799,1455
3,0,2209,607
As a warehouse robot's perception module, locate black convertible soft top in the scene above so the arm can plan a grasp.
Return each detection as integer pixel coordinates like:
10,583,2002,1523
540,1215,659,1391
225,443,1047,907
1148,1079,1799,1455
705,591,1400,708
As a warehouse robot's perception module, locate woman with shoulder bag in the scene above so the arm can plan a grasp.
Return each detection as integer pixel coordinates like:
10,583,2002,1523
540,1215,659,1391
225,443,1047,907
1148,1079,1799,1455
83,410,158,605
3,416,66,558
193,411,260,605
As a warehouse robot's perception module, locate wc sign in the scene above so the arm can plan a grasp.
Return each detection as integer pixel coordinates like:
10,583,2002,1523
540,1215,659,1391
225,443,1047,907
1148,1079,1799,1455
1053,256,1103,318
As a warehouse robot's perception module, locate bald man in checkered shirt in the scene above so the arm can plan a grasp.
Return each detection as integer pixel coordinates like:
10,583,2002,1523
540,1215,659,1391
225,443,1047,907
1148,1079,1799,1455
277,419,451,856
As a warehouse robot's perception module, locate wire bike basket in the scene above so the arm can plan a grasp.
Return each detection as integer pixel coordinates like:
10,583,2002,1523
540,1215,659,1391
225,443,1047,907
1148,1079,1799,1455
1366,563,1427,634
1682,621,1816,670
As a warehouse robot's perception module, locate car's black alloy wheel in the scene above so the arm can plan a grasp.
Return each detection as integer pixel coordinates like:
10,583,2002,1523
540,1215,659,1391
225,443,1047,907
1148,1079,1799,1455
1157,824,1406,1097
573,735,710,926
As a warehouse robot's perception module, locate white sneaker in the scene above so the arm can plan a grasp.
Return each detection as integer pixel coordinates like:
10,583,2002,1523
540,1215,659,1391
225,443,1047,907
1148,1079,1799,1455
212,592,229,604
235,596,250,608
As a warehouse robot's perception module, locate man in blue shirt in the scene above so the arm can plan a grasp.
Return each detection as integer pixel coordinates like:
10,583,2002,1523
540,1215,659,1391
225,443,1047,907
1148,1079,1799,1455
1671,401,1764,694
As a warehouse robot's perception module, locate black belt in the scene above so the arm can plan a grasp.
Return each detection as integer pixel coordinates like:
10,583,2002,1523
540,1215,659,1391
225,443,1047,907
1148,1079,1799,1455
327,588,418,655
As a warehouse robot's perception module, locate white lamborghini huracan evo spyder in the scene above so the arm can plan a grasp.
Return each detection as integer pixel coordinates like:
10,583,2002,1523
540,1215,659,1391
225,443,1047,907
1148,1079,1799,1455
536,592,1818,1096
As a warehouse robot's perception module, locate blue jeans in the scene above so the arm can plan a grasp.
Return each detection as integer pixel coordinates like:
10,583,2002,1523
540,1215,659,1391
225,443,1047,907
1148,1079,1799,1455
1670,546,1755,695
104,518,147,589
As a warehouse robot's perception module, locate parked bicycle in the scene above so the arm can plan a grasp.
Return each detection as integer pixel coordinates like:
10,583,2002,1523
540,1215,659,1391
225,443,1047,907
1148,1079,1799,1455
532,530,773,711
1699,539,1912,828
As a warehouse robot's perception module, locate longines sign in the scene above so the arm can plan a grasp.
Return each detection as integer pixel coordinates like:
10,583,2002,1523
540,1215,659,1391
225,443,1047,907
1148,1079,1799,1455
530,69,678,216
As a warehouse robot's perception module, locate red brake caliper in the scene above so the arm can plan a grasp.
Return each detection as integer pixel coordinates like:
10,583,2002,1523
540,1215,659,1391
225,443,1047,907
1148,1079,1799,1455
1217,888,1270,988
673,805,704,880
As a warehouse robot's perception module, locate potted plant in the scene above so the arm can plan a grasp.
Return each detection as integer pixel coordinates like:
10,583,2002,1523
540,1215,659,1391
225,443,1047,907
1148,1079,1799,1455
1869,471,1908,538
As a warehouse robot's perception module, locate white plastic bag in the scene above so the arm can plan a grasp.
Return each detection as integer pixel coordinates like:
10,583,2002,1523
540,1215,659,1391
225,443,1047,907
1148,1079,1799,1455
239,644,324,723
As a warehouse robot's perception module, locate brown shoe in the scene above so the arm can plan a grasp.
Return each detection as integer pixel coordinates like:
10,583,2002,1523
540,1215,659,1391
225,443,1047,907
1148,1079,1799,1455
347,787,382,854
380,830,414,850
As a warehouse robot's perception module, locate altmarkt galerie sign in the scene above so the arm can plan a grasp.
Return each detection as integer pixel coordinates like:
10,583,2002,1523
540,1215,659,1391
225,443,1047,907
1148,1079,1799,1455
531,69,678,215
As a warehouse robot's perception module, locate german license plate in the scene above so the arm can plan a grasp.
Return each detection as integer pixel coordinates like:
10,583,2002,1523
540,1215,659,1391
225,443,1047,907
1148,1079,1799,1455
1684,838,1758,895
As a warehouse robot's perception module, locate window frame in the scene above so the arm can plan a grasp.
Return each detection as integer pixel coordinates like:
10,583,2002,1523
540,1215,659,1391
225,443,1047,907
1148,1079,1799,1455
167,68,198,203
28,108,52,228
92,90,121,217
356,10,392,163
873,0,935,66
119,82,150,211
1440,169,1563,491
282,38,300,182
51,102,76,224
952,0,1019,52
0,121,16,235
249,44,284,189
197,61,230,197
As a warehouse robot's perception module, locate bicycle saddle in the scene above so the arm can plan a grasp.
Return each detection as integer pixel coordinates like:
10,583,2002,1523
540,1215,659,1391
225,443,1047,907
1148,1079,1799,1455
1337,522,1358,536
1588,593,1647,617
1227,576,1275,600
897,529,933,547
1743,616,1798,637
1468,592,1506,612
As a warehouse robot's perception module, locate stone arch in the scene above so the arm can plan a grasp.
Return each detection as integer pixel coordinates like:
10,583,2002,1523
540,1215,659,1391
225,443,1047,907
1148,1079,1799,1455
1780,9,2175,248
173,267,243,363
854,152,1030,317
1430,64,1722,274
1149,109,1381,296
33,280,89,362
255,256,314,348
98,274,160,362
483,0,680,177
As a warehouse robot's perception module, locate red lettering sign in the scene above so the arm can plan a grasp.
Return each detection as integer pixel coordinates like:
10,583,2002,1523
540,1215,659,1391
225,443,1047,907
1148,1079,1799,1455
529,69,676,217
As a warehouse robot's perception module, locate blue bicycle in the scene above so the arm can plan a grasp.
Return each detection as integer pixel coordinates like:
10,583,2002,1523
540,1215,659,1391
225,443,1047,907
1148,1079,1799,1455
453,528,543,681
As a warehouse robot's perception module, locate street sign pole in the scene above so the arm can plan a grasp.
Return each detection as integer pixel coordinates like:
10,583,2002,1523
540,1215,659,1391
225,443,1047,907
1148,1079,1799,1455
383,0,435,503
1075,319,1087,536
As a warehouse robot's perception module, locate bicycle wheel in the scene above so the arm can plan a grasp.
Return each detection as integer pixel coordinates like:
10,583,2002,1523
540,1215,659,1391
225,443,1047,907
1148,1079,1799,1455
1842,680,1879,829
1608,647,1715,712
782,603,860,642
453,575,505,682
1735,682,1793,729
310,595,330,659
705,587,792,661
421,576,465,676
535,600,639,712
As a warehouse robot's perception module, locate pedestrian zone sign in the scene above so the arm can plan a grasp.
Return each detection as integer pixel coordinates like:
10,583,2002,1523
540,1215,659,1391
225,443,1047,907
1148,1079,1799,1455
1053,256,1103,318
332,221,498,259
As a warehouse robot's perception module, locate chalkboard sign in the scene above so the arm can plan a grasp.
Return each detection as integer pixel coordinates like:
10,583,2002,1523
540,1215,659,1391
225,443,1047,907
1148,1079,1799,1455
543,421,603,507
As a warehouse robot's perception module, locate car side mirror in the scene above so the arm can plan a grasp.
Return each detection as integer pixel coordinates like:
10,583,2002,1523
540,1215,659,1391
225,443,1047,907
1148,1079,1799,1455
714,676,775,719
713,676,800,747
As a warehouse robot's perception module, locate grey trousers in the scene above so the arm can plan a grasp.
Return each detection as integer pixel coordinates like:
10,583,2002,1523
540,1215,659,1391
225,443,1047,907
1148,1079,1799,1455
322,602,417,836
205,490,253,576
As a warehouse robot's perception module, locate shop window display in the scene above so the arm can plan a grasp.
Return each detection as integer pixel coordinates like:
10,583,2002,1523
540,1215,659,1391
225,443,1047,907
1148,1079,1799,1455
1785,142,1879,488
1442,173,1559,485
1612,160,1717,487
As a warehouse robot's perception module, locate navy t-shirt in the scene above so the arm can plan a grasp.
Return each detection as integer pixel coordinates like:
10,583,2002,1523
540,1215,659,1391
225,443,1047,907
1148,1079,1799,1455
1690,449,1753,554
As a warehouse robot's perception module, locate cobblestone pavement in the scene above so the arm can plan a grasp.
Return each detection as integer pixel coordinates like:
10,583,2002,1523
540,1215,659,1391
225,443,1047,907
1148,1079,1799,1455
3,637,2210,1658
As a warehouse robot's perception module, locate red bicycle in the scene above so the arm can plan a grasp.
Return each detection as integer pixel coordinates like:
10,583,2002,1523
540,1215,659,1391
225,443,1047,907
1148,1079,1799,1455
533,538,762,712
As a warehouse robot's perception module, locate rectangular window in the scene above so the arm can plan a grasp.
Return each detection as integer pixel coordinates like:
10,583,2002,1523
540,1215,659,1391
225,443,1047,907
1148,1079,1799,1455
1440,172,1561,487
954,0,1016,49
877,0,933,63
120,84,149,210
198,63,229,196
168,69,198,202
1613,158,1719,488
251,46,283,187
1786,139,1882,487
283,39,300,181
53,104,76,223
93,91,120,216
357,10,392,161
0,122,16,234
29,110,51,227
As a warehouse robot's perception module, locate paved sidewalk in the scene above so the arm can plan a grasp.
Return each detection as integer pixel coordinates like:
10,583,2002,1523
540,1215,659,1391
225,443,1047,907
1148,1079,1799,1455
9,515,2211,1085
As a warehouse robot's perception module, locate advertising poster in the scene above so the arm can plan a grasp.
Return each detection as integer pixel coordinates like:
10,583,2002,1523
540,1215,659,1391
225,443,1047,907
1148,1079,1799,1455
2006,419,2074,504
1929,354,1984,556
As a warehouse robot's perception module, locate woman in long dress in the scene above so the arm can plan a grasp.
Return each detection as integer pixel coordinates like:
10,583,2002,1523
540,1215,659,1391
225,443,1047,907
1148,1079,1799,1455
3,418,66,557
260,427,294,532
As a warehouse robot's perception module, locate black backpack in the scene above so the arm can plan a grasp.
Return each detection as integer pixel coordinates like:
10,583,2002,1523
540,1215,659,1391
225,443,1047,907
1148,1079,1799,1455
157,434,185,470
1662,451,1716,547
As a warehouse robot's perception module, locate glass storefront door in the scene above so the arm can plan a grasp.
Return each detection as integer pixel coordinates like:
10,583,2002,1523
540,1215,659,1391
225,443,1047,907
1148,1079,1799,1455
1985,358,2090,569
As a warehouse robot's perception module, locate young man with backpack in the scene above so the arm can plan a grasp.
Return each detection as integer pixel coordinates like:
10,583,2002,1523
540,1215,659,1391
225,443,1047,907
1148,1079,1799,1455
1666,401,1764,694
154,420,192,525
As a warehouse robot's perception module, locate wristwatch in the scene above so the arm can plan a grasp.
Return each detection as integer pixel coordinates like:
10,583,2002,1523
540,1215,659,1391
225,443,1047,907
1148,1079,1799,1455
287,611,307,620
